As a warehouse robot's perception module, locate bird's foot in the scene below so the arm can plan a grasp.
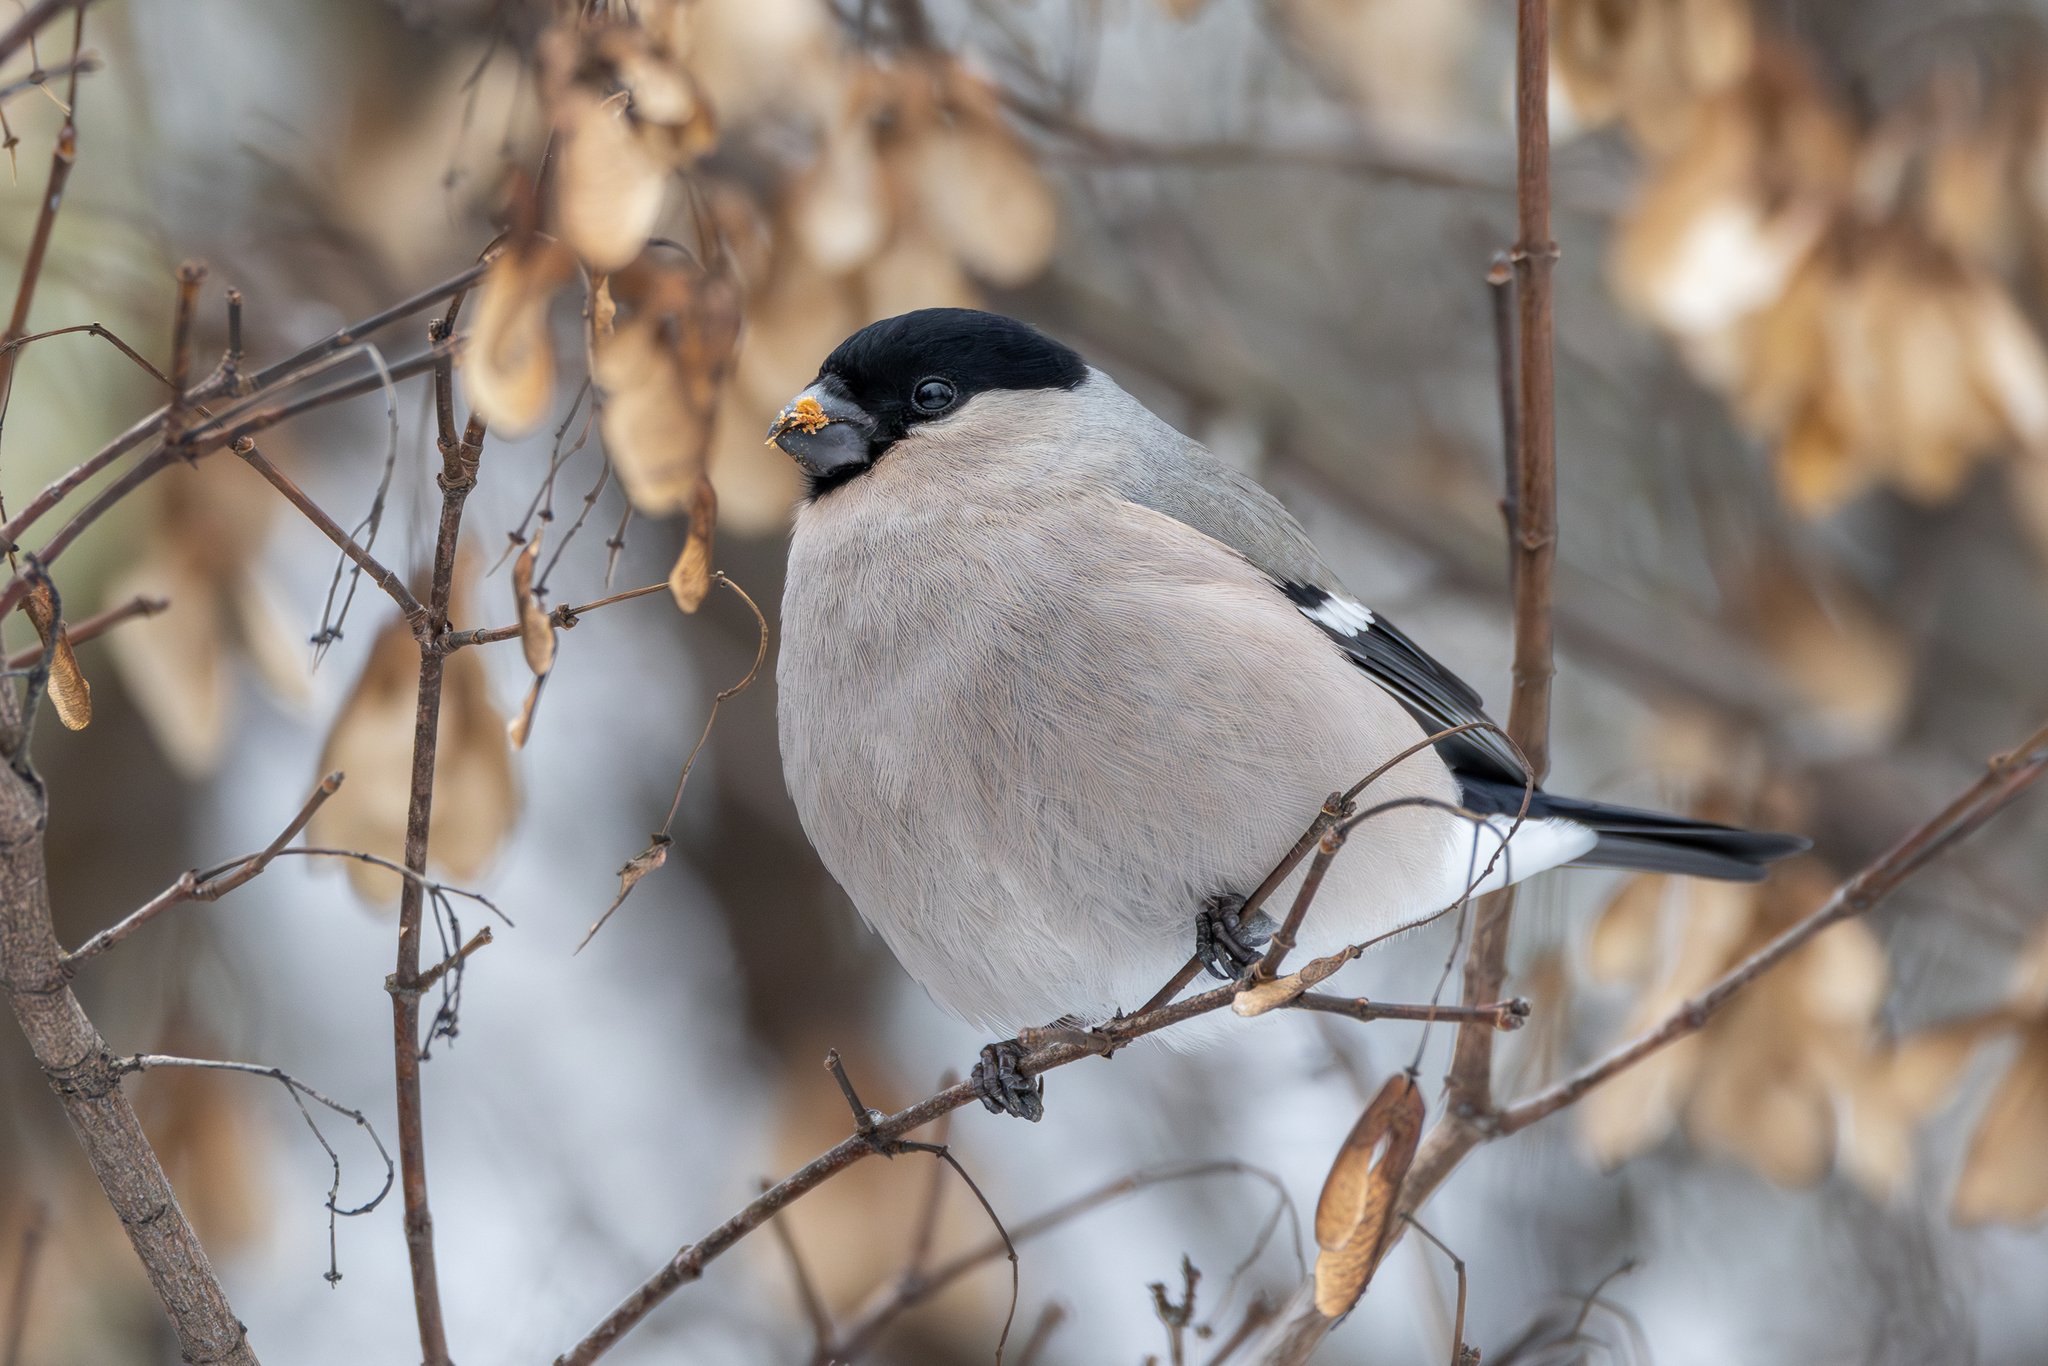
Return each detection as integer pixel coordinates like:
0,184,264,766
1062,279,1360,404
970,1039,1044,1122
1195,894,1278,980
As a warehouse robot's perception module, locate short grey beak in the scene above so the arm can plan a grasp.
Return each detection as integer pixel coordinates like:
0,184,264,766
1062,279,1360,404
767,384,874,478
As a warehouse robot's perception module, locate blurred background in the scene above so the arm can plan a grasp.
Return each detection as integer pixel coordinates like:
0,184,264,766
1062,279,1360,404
2,0,2048,1361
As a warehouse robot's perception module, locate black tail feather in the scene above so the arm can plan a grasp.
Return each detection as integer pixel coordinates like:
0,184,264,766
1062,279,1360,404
1456,777,1810,884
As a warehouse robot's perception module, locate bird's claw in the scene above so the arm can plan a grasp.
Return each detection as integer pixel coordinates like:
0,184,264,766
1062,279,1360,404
1195,895,1277,980
971,1039,1044,1122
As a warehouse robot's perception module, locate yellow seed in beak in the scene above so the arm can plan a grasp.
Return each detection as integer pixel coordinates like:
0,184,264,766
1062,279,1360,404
766,395,832,444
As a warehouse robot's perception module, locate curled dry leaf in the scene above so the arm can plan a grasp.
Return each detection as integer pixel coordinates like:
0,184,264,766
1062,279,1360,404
511,533,556,676
541,8,719,271
791,106,890,275
593,257,744,516
667,479,717,612
561,92,671,271
21,581,90,730
1611,52,1852,389
576,835,671,953
509,675,547,752
466,236,577,438
310,611,517,904
1313,1071,1423,1318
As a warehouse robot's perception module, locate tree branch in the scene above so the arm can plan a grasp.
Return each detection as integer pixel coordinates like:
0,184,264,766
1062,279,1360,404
231,438,425,623
0,3,91,73
1499,717,2048,1133
553,979,1250,1366
60,772,342,969
387,390,486,1366
0,676,258,1363
4,592,166,668
442,581,668,651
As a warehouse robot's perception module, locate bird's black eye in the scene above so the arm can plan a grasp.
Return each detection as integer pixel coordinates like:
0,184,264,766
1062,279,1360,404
912,377,956,413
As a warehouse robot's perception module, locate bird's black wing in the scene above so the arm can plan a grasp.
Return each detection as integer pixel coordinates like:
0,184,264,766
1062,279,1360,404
1276,582,1528,787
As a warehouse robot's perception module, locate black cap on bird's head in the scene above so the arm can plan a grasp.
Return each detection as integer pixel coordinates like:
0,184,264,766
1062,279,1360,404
767,308,1087,495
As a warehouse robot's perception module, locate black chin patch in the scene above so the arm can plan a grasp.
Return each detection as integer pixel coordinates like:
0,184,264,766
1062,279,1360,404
802,309,1087,496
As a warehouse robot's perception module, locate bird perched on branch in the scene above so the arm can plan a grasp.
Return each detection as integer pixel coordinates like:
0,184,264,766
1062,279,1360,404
769,308,1808,1121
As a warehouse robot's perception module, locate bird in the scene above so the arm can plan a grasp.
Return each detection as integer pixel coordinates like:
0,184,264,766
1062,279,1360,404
767,307,1809,1121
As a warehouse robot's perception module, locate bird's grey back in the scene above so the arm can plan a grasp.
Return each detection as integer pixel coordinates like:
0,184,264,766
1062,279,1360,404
1069,372,1341,597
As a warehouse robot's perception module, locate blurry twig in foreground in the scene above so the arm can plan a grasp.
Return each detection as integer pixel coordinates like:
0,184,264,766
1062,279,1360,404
1,1203,46,1366
1400,1215,1469,1366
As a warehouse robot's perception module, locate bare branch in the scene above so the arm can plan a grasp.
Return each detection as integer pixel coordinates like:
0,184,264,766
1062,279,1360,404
1442,0,1556,1175
1500,718,2048,1133
0,321,169,386
0,98,76,444
1399,1215,1468,1366
414,926,494,995
830,1161,1295,1364
444,581,668,650
61,771,343,968
554,979,1284,1366
164,261,204,444
4,592,166,668
0,3,92,73
232,438,425,623
385,400,488,1366
1289,995,1530,1030
0,684,258,1362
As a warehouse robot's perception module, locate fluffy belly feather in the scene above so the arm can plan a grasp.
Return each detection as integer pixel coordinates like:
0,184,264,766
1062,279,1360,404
778,492,1465,1033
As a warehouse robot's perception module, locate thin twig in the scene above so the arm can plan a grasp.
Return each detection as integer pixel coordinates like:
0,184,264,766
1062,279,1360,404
1400,1215,1468,1366
1,1204,46,1366
1501,719,2048,1133
118,1053,395,1287
0,333,462,625
1488,253,1519,565
764,1178,836,1351
0,3,91,74
3,592,166,667
905,1081,956,1272
1014,1303,1066,1366
0,52,96,110
1289,995,1529,1030
1443,0,1558,1146
164,262,204,444
60,772,343,968
553,981,1276,1366
443,581,667,650
831,1160,1295,1364
232,439,425,624
0,98,76,449
0,321,169,385
386,398,487,1366
413,926,493,994
272,849,510,925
